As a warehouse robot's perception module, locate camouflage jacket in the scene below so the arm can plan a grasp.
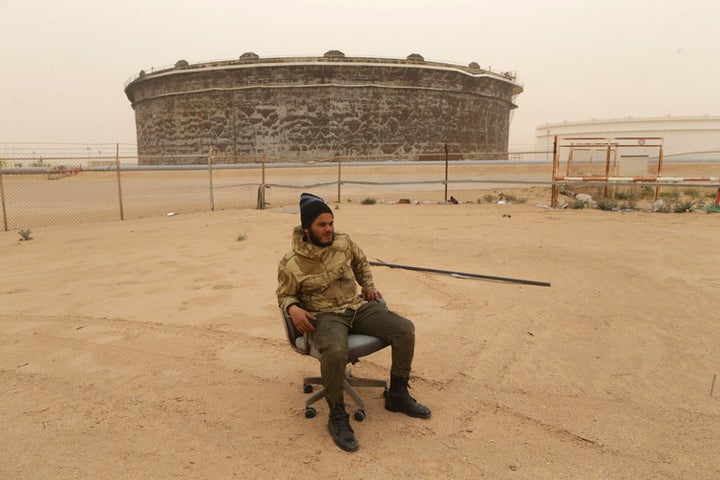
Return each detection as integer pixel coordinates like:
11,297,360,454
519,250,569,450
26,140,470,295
276,226,375,314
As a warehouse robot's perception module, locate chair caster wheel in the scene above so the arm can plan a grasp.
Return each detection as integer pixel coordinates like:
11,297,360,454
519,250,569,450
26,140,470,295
303,383,313,394
304,407,316,419
354,410,366,422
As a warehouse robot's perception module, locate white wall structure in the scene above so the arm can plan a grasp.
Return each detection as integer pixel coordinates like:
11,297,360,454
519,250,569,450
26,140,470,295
536,116,720,160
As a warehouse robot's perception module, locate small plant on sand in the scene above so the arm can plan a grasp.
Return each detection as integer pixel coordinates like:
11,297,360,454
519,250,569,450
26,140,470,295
615,188,641,202
683,188,701,199
18,229,33,241
619,199,637,210
653,199,695,213
237,234,247,241
660,189,681,201
672,200,695,213
595,197,618,211
639,186,656,199
502,193,528,204
360,197,377,205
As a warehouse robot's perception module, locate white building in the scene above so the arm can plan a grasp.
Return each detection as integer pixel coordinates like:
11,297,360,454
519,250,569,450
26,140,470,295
536,116,720,160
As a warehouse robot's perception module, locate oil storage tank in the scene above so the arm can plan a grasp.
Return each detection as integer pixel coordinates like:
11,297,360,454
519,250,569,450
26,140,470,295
124,51,522,164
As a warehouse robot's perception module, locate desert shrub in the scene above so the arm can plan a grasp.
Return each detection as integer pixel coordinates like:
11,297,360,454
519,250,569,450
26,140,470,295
595,197,618,211
616,187,653,204
672,200,695,213
683,188,701,199
615,188,641,202
654,199,695,213
660,189,680,201
639,186,656,199
619,199,637,210
361,197,377,205
503,193,528,204
654,202,671,213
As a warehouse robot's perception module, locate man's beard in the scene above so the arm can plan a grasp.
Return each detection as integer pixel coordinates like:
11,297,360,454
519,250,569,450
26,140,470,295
308,229,334,247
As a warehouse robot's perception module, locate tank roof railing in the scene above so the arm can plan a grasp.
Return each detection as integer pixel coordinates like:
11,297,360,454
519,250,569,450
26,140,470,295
124,54,521,89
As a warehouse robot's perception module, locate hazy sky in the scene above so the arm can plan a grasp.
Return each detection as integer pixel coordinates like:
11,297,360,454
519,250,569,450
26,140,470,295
2,0,718,148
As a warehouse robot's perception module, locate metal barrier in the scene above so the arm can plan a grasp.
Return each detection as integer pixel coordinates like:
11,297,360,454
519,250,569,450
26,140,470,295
550,136,720,207
2,144,718,231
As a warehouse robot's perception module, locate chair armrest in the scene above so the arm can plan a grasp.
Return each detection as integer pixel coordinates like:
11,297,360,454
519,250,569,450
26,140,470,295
302,332,310,355
282,309,313,356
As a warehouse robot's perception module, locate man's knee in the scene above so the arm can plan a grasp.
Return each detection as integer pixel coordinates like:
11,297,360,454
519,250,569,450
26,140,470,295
322,342,348,361
312,318,349,356
315,334,349,365
390,311,416,338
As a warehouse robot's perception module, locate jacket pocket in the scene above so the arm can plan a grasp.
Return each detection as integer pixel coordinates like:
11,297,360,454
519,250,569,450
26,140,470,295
302,273,328,295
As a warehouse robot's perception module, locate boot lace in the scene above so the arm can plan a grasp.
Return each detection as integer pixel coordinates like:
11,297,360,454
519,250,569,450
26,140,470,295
330,408,354,433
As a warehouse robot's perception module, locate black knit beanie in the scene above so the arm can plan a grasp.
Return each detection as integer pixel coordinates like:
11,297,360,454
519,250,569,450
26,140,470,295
300,192,333,229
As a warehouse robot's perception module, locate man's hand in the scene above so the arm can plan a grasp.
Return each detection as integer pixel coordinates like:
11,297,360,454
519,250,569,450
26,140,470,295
288,304,316,333
361,287,383,302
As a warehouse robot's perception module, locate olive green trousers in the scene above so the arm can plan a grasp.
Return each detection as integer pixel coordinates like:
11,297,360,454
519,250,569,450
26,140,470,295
311,300,416,405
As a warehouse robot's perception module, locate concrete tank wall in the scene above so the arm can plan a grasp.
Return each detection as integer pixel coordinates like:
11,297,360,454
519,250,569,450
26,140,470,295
125,52,522,164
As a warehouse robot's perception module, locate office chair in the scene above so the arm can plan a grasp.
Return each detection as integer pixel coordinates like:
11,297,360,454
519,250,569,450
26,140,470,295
282,302,389,421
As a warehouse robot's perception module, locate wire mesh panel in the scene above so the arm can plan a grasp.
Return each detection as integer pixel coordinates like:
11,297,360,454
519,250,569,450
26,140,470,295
259,152,554,208
617,155,650,177
566,148,607,177
210,168,267,211
1,170,121,229
119,170,212,219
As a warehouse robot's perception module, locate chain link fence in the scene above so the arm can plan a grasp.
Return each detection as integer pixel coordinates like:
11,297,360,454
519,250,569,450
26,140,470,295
0,165,260,232
1,144,555,230
2,143,718,231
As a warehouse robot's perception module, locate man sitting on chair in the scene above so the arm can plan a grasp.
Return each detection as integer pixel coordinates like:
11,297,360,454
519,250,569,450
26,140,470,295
276,192,431,452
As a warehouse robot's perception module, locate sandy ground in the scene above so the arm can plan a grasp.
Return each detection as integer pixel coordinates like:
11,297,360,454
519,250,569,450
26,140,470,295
2,186,720,479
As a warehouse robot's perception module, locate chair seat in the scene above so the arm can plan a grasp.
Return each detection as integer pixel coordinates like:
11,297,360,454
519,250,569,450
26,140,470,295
282,300,391,419
295,334,388,360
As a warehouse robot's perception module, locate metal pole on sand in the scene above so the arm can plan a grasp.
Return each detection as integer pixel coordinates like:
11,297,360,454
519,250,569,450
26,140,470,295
369,260,551,287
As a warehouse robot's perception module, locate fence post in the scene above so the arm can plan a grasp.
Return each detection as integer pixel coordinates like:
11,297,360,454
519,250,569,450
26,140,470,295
603,142,612,198
655,143,664,201
115,143,125,221
444,143,449,202
0,161,8,231
337,154,342,204
551,136,559,208
207,147,215,211
262,152,266,185
256,153,267,210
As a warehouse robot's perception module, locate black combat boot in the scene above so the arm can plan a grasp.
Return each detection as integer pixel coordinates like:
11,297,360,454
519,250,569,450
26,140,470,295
326,399,359,452
384,375,432,419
